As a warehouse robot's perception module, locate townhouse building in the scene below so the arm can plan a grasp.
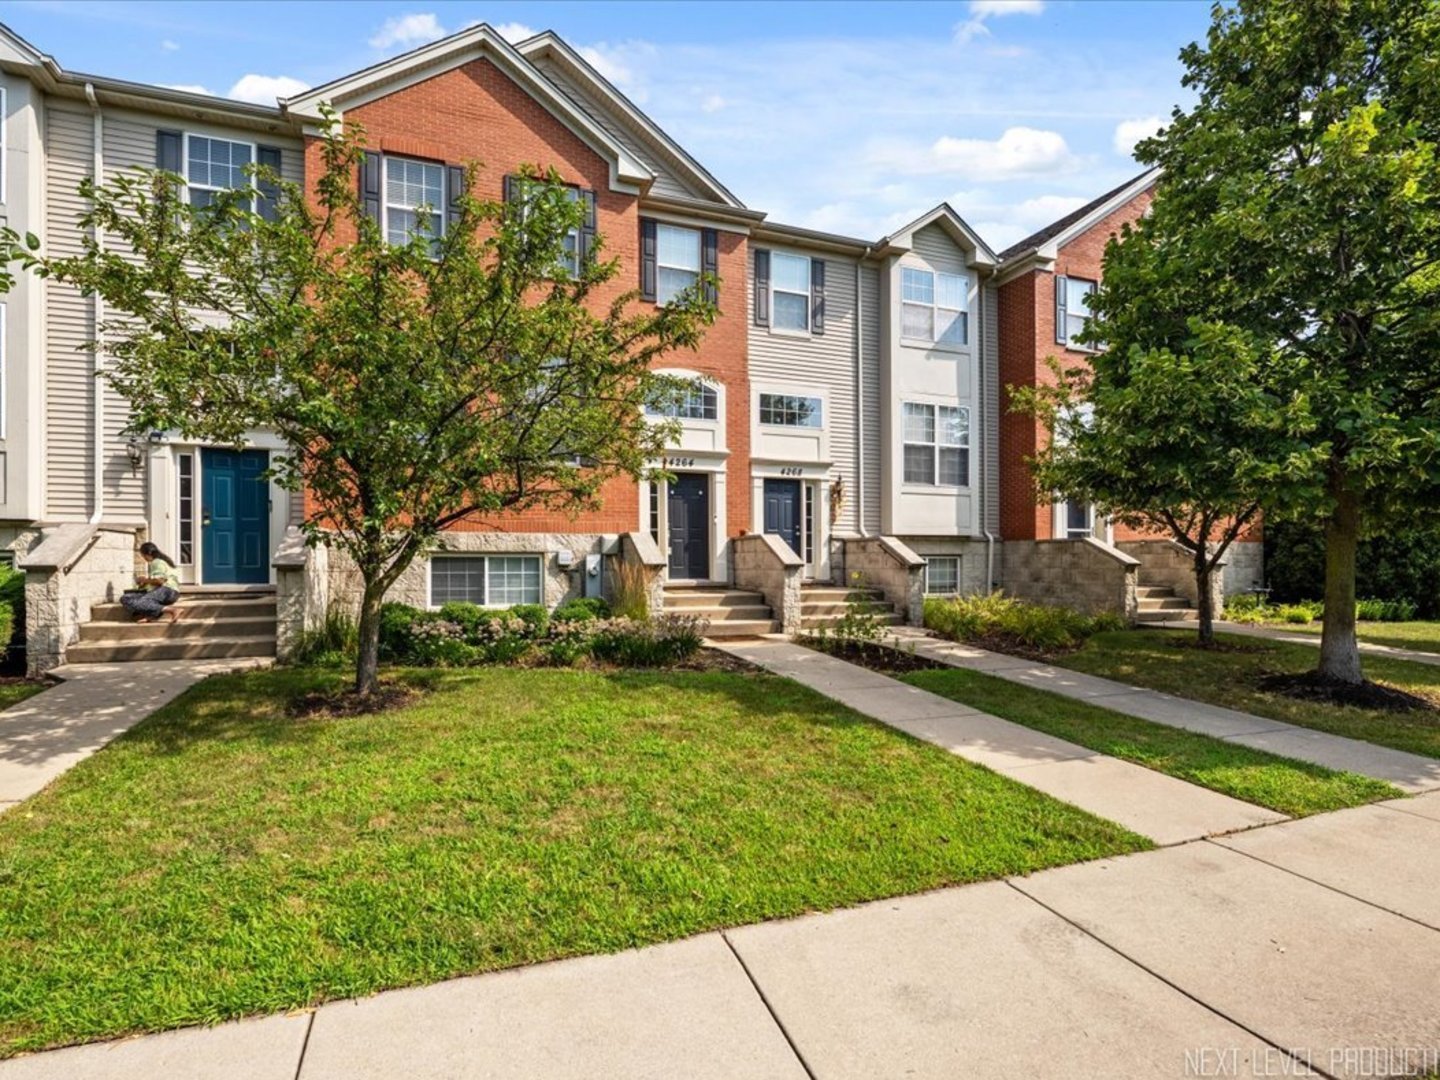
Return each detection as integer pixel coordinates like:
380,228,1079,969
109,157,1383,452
0,21,1255,673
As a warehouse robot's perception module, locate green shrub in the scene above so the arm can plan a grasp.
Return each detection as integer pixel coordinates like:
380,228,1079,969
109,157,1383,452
506,603,550,638
590,614,706,667
553,596,610,623
468,611,533,664
1356,597,1418,622
541,619,596,666
923,592,1118,652
378,602,423,662
407,617,481,667
1275,602,1319,624
437,601,488,638
0,563,23,665
290,607,358,668
1265,516,1440,618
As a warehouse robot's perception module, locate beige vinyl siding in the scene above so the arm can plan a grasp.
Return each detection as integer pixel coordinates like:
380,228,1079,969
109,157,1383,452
530,57,700,203
43,104,96,520
980,282,1000,535
747,246,861,533
910,223,970,276
859,265,882,535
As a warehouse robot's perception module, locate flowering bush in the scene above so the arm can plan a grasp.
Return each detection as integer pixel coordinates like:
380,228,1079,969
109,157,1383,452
589,614,708,667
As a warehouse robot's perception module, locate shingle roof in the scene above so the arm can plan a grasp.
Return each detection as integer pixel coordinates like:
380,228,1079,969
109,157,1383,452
996,170,1156,263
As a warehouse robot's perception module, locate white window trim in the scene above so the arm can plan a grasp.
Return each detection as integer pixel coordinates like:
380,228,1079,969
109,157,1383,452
924,555,961,596
383,155,447,248
901,401,972,490
183,131,257,211
0,86,7,207
757,390,824,430
647,368,724,432
655,223,701,305
427,553,543,609
514,176,582,277
769,251,811,337
900,265,970,351
1057,274,1099,353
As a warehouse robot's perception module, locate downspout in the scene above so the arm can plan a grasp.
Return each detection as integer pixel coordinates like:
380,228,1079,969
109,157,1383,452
85,82,105,524
854,246,872,536
979,269,997,591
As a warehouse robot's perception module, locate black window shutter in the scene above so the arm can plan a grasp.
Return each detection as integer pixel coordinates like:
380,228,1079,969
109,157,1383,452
753,249,770,327
360,151,383,227
1055,274,1068,345
256,145,282,222
446,165,465,231
702,228,718,304
580,189,597,263
502,173,517,205
640,218,657,302
811,257,826,335
156,129,183,173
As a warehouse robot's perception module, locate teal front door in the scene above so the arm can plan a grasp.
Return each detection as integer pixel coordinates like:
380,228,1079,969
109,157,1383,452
201,448,270,584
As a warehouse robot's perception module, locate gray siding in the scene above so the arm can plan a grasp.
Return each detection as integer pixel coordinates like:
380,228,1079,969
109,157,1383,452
911,224,969,274
859,265,882,535
531,57,701,203
43,104,95,520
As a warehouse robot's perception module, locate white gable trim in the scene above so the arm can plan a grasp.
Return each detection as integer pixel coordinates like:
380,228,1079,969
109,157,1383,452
876,204,998,269
282,24,653,195
1033,170,1158,262
517,33,745,210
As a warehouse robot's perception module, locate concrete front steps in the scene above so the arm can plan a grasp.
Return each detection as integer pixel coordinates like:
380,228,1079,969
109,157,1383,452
68,587,278,663
663,585,778,638
799,584,904,631
1135,583,1199,623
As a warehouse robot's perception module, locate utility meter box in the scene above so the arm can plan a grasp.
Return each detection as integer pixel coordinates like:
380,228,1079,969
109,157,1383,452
583,552,603,598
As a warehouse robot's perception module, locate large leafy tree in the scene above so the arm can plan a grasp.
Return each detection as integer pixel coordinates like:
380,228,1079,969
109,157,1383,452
1020,319,1324,645
18,116,713,696
1068,0,1440,681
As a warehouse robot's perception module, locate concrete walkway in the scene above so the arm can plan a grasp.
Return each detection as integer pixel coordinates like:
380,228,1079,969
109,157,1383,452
1146,617,1440,668
885,627,1440,795
715,637,1285,845
0,658,270,812
4,792,1438,1079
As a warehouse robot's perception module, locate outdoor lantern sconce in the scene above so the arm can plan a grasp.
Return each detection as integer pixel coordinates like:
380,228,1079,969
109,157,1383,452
125,437,145,474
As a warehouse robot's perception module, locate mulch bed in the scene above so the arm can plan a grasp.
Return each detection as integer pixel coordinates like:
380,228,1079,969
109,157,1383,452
1165,638,1269,655
289,682,422,719
797,637,946,675
1256,671,1438,714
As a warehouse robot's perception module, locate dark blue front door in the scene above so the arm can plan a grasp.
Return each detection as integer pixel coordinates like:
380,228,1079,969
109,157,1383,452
763,479,802,557
667,473,710,578
202,448,270,584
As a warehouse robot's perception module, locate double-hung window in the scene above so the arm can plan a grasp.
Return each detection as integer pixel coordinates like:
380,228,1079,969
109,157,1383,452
759,393,822,428
385,157,445,254
901,268,968,346
902,402,970,486
656,224,701,304
771,253,811,332
1056,275,1097,347
647,379,718,421
430,554,542,607
924,556,960,595
186,135,254,209
512,177,583,276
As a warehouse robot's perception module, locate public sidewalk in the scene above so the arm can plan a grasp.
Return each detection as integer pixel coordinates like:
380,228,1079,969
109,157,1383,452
3,793,1437,1079
885,627,1440,795
1146,617,1440,668
0,658,270,812
715,637,1284,844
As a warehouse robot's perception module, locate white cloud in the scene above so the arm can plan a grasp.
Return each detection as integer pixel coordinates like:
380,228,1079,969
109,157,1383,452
955,0,1045,45
227,74,311,105
163,83,212,96
160,39,179,52
873,126,1079,180
1113,115,1165,156
700,94,726,113
368,12,447,50
492,22,538,43
578,43,637,91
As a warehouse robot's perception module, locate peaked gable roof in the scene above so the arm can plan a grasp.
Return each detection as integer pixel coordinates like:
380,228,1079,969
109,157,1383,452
876,203,998,267
282,24,655,194
996,169,1158,264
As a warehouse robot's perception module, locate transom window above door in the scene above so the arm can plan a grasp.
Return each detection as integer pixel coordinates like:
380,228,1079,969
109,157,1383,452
901,267,968,346
656,224,701,304
385,157,445,252
646,378,718,421
186,135,253,208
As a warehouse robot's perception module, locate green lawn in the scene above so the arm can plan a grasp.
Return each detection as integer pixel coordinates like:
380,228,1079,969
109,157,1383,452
1276,620,1440,656
1056,631,1440,759
0,680,47,711
0,665,1147,1058
900,667,1399,816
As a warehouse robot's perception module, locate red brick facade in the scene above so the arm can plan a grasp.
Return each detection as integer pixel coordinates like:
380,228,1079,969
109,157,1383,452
303,58,751,538
997,192,1152,541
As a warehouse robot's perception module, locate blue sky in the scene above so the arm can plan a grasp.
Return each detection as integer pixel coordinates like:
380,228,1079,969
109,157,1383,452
5,1,1213,248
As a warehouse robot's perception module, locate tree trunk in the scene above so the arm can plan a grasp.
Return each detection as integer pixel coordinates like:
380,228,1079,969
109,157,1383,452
355,579,385,698
1318,473,1363,684
1193,550,1215,647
